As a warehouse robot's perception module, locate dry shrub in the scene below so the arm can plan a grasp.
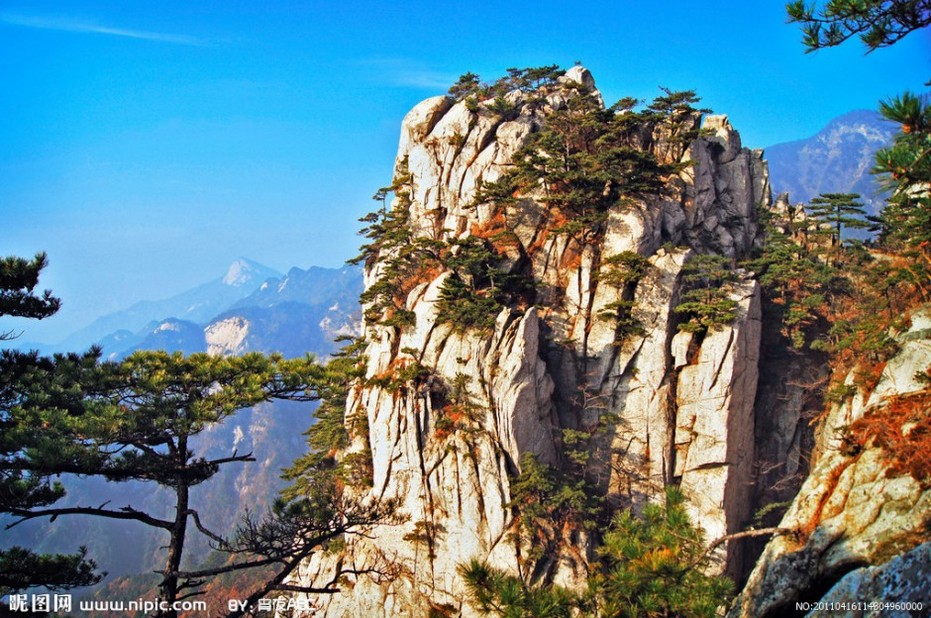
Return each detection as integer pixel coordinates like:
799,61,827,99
850,388,931,488
471,212,521,253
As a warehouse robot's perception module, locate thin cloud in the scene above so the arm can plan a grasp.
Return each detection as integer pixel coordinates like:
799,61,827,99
0,12,205,46
356,58,455,91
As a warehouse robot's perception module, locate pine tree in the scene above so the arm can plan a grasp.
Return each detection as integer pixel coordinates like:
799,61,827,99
458,559,578,618
805,192,872,266
0,252,103,596
473,84,703,246
674,254,740,335
5,350,338,616
587,487,733,618
460,487,732,618
873,92,931,297
351,157,444,329
751,216,833,349
0,252,60,339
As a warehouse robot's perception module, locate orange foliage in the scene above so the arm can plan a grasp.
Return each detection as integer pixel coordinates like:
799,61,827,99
559,244,582,270
471,212,521,253
850,388,931,488
370,357,413,384
397,263,443,304
854,360,887,398
526,228,550,255
181,563,276,618
434,403,473,440
470,212,507,239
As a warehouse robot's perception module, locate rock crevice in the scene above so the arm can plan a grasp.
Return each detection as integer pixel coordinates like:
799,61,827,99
296,68,770,615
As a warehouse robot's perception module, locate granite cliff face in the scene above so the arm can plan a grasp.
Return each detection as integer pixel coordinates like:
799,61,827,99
730,312,931,618
289,67,775,615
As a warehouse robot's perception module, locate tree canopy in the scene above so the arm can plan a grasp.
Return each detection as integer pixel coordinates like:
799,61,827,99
0,253,102,596
459,487,732,618
2,349,372,616
0,252,60,340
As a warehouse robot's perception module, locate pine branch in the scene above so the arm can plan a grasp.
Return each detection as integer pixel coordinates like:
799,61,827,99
272,583,340,593
174,557,281,580
187,509,230,548
7,504,173,530
690,526,794,569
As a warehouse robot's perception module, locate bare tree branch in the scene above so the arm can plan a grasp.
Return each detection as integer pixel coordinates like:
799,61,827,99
187,509,229,548
7,505,173,530
691,526,794,569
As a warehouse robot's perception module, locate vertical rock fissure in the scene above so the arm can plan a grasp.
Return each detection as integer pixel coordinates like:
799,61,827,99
297,71,780,616
412,394,438,580
709,328,735,392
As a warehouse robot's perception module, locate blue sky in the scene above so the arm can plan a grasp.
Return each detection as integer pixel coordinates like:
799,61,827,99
1,1,928,343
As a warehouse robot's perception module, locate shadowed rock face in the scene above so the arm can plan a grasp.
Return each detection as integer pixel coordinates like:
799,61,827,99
729,313,931,618
293,67,771,615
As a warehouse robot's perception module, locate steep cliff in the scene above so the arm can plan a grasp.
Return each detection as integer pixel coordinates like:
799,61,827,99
291,67,771,615
730,311,931,617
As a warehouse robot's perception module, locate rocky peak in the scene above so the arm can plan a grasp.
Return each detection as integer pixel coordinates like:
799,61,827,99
766,109,896,214
222,257,277,287
295,67,772,615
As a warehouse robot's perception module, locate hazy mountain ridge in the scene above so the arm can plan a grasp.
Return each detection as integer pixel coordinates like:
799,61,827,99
61,261,363,360
765,109,896,212
2,260,363,582
50,258,283,353
233,264,362,311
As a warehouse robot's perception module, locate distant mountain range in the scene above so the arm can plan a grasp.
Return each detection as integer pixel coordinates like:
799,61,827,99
3,258,363,580
29,258,363,361
765,109,897,213
52,257,283,353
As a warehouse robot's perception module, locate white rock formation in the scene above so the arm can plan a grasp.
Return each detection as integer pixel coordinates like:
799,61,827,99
291,68,769,615
205,316,250,356
729,312,931,618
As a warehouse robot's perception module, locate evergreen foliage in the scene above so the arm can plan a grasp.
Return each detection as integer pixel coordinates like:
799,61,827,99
751,210,833,349
0,546,101,595
0,252,103,595
598,251,652,344
281,336,368,499
2,346,393,617
461,487,732,618
75,351,323,613
772,0,930,434
0,253,60,335
804,192,872,266
435,236,533,332
598,251,651,288
872,92,931,298
356,71,714,338
352,157,443,329
674,255,740,335
432,372,485,440
786,0,931,51
458,559,578,618
641,88,713,164
587,486,733,618
447,65,566,110
508,453,601,570
470,83,708,251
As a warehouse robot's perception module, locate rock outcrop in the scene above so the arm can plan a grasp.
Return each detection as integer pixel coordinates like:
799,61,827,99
291,67,771,615
729,312,931,618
